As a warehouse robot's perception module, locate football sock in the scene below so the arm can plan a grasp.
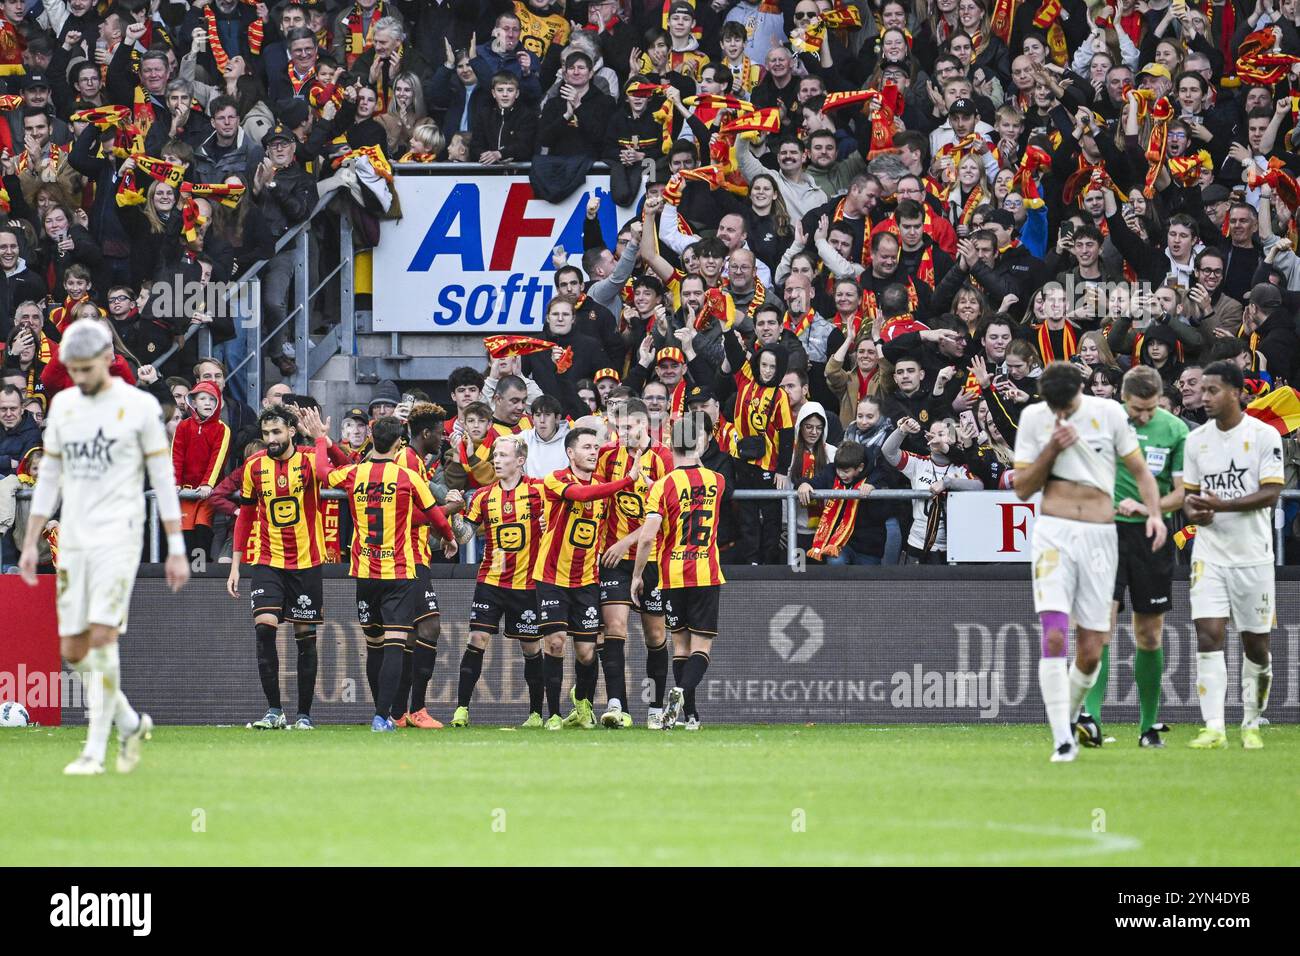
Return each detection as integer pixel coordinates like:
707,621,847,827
601,636,627,710
105,644,139,736
410,641,438,713
1134,647,1163,733
543,653,564,716
1241,653,1272,729
391,646,413,719
81,646,117,763
255,623,281,710
575,657,598,703
375,642,404,720
682,651,709,691
672,655,687,689
457,644,485,708
1084,644,1109,719
1195,651,1227,733
523,651,544,714
295,628,317,718
1068,660,1100,722
365,644,383,706
1038,658,1071,749
646,640,668,707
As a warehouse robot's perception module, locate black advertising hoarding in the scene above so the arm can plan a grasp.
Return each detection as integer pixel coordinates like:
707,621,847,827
68,570,1299,726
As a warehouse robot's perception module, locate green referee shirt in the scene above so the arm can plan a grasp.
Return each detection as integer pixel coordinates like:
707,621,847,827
1114,407,1189,522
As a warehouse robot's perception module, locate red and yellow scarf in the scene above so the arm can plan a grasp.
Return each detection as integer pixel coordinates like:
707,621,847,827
807,476,869,560
343,1,386,66
204,3,264,75
1035,321,1078,363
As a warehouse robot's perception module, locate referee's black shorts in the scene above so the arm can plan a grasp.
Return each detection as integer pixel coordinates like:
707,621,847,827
1113,520,1175,615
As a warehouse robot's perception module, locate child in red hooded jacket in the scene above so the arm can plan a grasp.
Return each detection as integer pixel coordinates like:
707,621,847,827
173,381,231,560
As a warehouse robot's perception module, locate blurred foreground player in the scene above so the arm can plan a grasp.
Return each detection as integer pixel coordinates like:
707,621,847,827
1013,363,1164,763
633,412,728,731
20,320,190,774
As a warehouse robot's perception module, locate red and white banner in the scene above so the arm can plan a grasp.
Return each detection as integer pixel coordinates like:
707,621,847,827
947,491,1041,563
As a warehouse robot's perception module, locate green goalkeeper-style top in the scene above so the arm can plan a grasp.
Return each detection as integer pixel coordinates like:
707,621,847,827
1114,407,1189,523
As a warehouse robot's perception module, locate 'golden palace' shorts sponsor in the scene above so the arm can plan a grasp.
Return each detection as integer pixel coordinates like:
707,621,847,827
468,582,539,639
600,560,664,615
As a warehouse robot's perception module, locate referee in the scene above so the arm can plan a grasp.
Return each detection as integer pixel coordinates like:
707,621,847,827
1083,366,1188,749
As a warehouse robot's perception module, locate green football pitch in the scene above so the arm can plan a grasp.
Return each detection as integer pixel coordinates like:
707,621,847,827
2,724,1295,866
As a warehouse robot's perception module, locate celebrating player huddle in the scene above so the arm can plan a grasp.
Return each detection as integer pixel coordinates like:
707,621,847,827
220,393,727,735
1015,361,1280,762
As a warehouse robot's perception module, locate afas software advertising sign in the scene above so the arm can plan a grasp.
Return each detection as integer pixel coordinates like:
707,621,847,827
373,173,617,333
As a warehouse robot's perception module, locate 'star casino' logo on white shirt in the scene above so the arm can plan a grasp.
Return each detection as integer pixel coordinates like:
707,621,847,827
62,426,119,479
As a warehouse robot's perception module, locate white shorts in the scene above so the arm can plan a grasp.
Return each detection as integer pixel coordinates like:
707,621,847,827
1190,560,1275,634
55,545,142,638
1030,515,1117,633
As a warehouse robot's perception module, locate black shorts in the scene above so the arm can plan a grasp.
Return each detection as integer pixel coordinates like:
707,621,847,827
249,565,323,623
469,582,540,639
664,585,721,636
536,581,602,640
413,563,442,624
1113,520,1175,615
600,560,665,615
356,578,420,637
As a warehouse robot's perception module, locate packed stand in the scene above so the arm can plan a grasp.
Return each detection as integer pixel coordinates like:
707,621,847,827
4,0,1300,570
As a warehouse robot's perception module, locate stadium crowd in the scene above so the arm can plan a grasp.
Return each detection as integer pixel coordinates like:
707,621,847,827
3,0,1300,572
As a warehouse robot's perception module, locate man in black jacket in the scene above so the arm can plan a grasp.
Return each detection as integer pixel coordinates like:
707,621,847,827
0,385,41,479
254,123,317,376
1243,283,1299,385
469,72,537,163
537,50,614,159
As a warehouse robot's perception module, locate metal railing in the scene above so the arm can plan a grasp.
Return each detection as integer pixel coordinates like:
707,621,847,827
52,488,1296,569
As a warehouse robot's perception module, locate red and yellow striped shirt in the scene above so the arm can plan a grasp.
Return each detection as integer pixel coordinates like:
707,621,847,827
595,442,672,561
646,466,728,588
465,478,545,589
238,448,328,569
533,468,633,587
398,444,434,564
732,364,792,472
325,459,437,579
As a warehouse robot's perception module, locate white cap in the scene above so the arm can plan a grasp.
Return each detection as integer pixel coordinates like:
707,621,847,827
60,319,113,361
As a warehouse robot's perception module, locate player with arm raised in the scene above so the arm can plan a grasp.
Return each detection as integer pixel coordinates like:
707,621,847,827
450,436,547,728
534,427,640,730
314,415,457,732
1013,362,1165,763
225,405,342,732
632,411,727,731
1182,361,1284,751
19,320,190,775
597,397,673,729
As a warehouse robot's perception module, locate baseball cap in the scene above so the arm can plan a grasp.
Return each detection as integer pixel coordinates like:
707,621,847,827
685,383,716,406
668,1,695,17
948,98,977,117
1138,63,1171,81
22,72,50,90
262,123,296,148
593,368,621,384
1201,184,1231,204
1247,283,1283,310
656,347,686,366
343,406,369,423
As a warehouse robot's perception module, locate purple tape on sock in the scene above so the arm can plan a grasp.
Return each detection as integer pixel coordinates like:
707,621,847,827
1039,612,1070,657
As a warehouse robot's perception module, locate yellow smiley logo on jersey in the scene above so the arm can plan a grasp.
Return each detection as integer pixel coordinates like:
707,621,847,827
616,490,644,519
749,410,768,431
270,496,301,528
496,522,524,553
569,518,599,549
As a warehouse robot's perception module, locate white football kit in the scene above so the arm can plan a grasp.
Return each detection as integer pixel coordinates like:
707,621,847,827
1014,396,1139,631
36,378,175,637
1183,415,1284,632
